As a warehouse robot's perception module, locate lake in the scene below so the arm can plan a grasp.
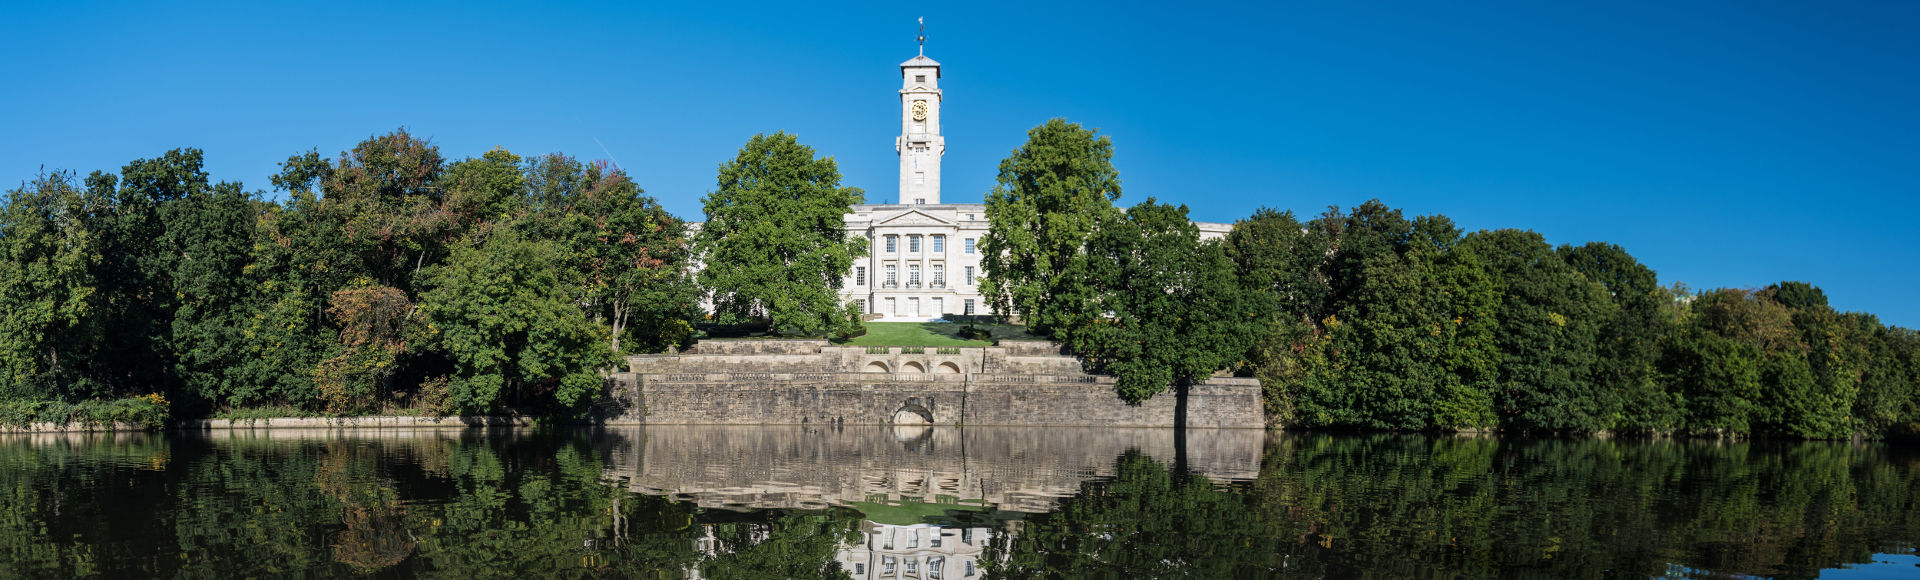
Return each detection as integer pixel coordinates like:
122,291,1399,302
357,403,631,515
2,426,1916,578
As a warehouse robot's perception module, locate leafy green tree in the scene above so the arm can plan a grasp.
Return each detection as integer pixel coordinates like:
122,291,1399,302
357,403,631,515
696,132,865,335
1559,242,1679,433
979,118,1122,338
1070,200,1257,403
1461,229,1617,433
165,179,263,410
0,172,102,400
419,228,612,413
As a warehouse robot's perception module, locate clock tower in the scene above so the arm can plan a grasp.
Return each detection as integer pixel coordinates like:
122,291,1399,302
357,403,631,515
897,51,943,205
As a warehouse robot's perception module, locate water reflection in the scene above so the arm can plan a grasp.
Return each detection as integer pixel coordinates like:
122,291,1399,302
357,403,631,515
0,428,1915,578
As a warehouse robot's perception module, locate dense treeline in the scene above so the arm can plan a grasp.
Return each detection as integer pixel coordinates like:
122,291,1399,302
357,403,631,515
0,130,699,421
983,119,1920,439
5,123,1919,438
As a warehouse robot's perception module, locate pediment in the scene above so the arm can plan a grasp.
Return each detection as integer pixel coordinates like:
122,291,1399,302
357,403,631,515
877,209,952,226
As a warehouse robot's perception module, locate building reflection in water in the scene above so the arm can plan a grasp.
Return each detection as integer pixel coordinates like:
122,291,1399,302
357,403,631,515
600,424,1263,579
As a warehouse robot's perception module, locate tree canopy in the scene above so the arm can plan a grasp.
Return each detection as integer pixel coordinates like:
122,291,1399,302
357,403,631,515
695,132,866,336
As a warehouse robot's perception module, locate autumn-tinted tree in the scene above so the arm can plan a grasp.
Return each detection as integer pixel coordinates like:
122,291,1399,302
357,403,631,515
695,132,865,335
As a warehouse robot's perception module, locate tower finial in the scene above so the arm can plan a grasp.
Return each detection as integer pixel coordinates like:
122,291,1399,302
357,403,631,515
917,17,926,56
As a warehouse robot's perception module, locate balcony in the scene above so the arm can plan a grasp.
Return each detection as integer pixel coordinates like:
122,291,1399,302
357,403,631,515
906,282,923,289
931,280,946,289
882,281,899,289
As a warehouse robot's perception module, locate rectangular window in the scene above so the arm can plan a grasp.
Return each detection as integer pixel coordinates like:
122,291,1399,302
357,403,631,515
932,297,943,316
855,266,866,286
964,238,975,254
964,299,975,315
932,235,944,253
965,266,975,285
930,557,945,579
885,265,897,287
915,74,926,83
932,264,944,287
854,299,866,313
913,171,925,185
909,265,921,286
884,556,896,576
885,235,897,253
909,235,921,253
916,198,926,204
966,560,975,576
905,558,917,574
910,297,921,316
888,297,899,315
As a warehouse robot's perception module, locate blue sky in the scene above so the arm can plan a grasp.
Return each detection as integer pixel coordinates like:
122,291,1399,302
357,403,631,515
3,1,1916,326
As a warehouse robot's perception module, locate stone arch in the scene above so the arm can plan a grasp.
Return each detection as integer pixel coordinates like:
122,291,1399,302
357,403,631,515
937,361,962,374
865,361,890,373
902,361,927,374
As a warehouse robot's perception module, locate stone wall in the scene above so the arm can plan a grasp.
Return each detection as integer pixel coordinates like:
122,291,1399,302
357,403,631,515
616,339,1265,428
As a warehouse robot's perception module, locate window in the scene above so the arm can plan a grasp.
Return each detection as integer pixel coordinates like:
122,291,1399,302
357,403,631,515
932,533,943,548
915,74,926,83
966,560,976,577
854,299,866,313
910,297,921,316
964,299,975,315
909,533,919,549
885,235,897,253
905,558,917,575
884,556,896,576
966,214,975,221
913,171,926,185
964,266,975,285
963,528,974,544
909,265,921,287
932,297,943,316
888,297,899,315
932,235,944,253
964,238,975,254
909,235,921,253
932,265,945,287
855,266,866,286
855,563,865,575
885,265,897,287
930,557,945,579
916,198,926,204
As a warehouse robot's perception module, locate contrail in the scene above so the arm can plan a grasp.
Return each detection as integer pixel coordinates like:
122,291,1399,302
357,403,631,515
592,136,624,172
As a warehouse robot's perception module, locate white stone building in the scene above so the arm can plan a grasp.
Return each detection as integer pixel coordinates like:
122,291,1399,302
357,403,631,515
840,49,1231,321
692,45,1232,322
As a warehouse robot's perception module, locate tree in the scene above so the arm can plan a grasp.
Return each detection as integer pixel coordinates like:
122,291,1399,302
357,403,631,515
0,171,102,400
1559,242,1678,433
418,228,612,414
1461,229,1617,433
1070,200,1257,403
695,132,865,335
519,154,698,354
979,118,1123,338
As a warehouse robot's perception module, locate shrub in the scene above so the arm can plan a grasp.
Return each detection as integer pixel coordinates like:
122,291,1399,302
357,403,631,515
957,325,992,341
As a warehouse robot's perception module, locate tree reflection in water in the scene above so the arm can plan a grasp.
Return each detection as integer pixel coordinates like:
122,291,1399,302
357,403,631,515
0,429,1914,578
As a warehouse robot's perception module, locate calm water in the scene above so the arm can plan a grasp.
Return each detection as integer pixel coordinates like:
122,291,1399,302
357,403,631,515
2,426,1916,579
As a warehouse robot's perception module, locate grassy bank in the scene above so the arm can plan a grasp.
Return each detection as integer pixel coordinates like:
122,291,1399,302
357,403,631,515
842,322,1040,347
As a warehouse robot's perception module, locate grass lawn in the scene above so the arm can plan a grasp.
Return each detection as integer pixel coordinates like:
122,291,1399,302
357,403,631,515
843,322,1040,346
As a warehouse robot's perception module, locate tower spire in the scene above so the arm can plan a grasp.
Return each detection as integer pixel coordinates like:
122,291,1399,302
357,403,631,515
917,17,925,56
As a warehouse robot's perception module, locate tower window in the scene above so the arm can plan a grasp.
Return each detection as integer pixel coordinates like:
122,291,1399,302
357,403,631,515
915,74,926,83
914,171,925,185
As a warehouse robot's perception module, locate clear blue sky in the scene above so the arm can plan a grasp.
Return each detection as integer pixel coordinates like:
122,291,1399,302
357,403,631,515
4,1,1916,326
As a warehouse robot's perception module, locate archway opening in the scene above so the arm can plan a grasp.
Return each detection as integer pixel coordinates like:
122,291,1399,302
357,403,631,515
865,361,890,373
902,361,927,374
937,362,962,374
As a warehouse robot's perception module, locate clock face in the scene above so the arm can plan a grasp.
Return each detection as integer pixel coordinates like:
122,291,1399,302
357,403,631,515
911,100,928,121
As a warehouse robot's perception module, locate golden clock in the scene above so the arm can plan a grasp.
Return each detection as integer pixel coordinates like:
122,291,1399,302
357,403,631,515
911,100,928,121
